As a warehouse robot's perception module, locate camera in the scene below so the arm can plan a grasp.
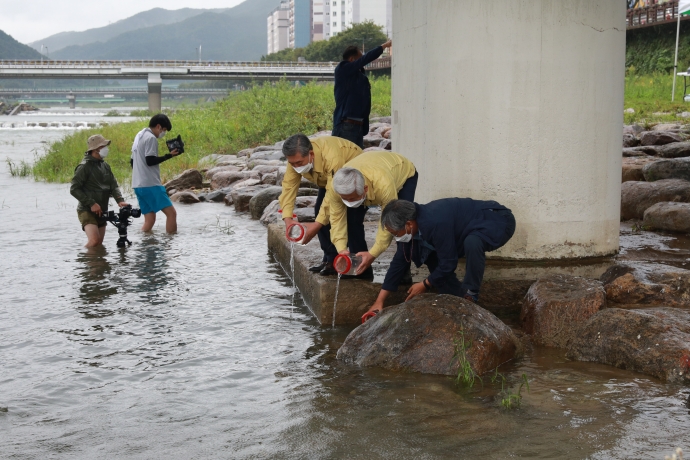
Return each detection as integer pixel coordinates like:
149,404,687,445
102,205,142,247
166,135,185,154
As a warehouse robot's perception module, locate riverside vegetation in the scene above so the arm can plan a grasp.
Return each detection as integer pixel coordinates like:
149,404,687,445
30,78,391,184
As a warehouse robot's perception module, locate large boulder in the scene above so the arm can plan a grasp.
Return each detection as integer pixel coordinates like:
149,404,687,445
204,188,233,203
214,155,243,167
250,150,284,161
260,196,317,226
622,157,657,182
643,201,690,233
231,185,271,212
236,148,254,158
164,169,203,193
652,123,682,132
643,157,690,182
276,166,288,186
363,132,384,149
211,171,247,190
248,186,283,219
656,141,690,158
252,165,280,176
600,263,690,307
566,308,690,383
640,131,683,146
620,179,690,220
337,294,521,376
170,191,200,204
261,173,277,185
197,154,225,168
520,275,606,348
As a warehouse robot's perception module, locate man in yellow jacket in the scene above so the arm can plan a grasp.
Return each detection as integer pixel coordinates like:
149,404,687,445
279,133,364,275
302,150,418,277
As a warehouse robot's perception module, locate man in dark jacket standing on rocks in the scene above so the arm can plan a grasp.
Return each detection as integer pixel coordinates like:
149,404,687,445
363,199,516,318
332,40,392,148
70,134,129,247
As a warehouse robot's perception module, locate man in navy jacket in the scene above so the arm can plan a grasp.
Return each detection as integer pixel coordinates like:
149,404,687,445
331,40,392,148
365,198,516,316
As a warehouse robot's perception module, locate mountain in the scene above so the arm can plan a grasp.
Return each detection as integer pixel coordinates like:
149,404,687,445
29,8,221,53
49,0,281,62
0,29,44,59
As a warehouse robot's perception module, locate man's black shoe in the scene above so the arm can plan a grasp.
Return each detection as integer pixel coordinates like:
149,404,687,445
309,261,329,273
319,265,338,276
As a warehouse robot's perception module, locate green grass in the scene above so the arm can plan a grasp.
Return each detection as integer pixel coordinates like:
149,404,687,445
491,370,530,410
452,327,481,388
32,78,392,184
5,158,32,177
624,71,690,124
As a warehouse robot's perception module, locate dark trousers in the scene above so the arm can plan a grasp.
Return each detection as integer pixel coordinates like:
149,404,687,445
332,122,364,149
426,210,516,298
314,187,368,263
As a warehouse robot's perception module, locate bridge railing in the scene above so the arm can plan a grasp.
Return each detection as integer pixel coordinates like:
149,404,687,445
627,0,682,28
0,59,339,69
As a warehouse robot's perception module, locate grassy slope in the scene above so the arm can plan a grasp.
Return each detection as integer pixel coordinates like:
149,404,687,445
32,78,392,184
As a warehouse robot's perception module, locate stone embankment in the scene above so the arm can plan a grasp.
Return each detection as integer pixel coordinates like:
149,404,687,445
0,102,38,116
162,117,393,221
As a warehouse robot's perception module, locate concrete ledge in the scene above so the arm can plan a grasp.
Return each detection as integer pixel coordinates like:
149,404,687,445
267,223,407,325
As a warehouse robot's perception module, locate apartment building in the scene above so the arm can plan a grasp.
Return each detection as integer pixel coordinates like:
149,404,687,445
323,0,391,39
267,1,290,54
289,0,312,49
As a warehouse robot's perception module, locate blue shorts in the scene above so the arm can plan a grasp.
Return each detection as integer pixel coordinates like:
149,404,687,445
134,186,173,215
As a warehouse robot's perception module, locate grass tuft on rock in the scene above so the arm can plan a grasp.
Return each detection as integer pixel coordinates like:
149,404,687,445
32,78,391,185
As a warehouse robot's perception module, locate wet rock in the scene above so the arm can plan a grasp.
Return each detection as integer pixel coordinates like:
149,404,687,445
205,165,242,181
656,141,690,158
231,185,272,212
640,132,683,146
643,158,690,182
170,191,200,204
204,189,232,203
620,179,690,220
249,186,283,219
622,157,658,182
363,133,384,149
250,150,284,161
520,275,606,348
643,201,690,233
164,169,203,193
623,146,659,157
623,133,640,148
337,294,521,376
223,194,234,206
261,173,277,185
211,171,247,190
566,308,690,383
600,263,690,307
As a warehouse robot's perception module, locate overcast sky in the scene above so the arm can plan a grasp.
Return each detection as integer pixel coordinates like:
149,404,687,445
0,0,244,44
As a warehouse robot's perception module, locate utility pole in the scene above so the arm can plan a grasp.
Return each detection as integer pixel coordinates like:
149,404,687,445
40,45,43,63
197,45,202,64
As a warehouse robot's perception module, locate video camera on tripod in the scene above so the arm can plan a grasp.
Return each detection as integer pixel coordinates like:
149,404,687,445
102,205,142,247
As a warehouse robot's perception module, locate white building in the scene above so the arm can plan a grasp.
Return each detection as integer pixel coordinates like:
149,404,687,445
312,0,324,42
267,2,290,54
322,0,390,40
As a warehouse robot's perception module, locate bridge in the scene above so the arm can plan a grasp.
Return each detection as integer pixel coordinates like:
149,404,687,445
0,60,343,111
627,0,690,29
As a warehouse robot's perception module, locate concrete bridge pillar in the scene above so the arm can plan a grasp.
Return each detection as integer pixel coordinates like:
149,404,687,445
147,73,162,113
391,0,626,260
67,92,76,110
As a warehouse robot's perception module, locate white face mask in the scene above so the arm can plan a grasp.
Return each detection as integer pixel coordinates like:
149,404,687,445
395,231,412,243
343,196,365,208
293,159,313,174
158,130,167,139
99,146,109,159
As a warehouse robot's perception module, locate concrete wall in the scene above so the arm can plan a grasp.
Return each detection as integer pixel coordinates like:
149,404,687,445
391,1,626,260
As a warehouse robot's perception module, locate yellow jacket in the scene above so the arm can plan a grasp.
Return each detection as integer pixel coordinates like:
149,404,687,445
319,151,416,258
278,136,362,220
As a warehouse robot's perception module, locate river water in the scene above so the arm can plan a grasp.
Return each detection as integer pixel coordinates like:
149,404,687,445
1,111,689,459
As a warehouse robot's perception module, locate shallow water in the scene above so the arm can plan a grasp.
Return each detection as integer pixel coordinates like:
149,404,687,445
1,114,689,459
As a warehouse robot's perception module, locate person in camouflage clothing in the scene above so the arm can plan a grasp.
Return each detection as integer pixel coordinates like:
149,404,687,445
70,134,129,247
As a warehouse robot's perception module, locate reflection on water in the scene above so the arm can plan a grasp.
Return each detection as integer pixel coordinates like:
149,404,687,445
1,116,689,458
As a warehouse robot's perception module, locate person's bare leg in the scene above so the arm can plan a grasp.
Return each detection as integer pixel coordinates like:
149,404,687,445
142,212,156,232
84,224,102,247
97,226,107,245
162,205,177,233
